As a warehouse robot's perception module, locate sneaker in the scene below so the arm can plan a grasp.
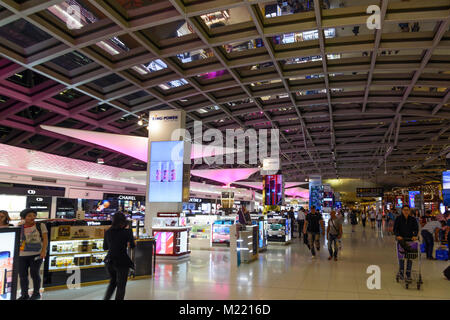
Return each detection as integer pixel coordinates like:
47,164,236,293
334,257,338,261
311,255,316,259
328,256,332,260
29,293,41,300
17,295,30,300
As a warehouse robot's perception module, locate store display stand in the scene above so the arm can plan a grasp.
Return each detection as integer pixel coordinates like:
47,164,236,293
238,225,258,263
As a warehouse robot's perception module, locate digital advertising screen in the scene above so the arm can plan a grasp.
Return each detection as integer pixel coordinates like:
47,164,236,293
154,231,174,255
258,221,264,249
263,175,283,206
443,171,450,189
408,191,420,208
443,189,450,207
395,196,403,208
0,230,19,300
179,231,188,253
149,141,184,203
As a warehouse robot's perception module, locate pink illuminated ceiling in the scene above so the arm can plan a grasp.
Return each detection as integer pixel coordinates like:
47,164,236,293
190,168,260,185
285,187,309,199
41,125,237,162
234,181,307,190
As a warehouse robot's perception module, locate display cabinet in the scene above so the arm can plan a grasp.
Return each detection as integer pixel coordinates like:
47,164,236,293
43,220,111,288
152,213,190,257
267,215,291,243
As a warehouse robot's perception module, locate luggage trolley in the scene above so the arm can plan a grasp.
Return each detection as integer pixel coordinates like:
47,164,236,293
395,239,423,290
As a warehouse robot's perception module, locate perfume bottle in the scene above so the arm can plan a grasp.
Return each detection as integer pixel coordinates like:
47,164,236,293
162,161,168,182
155,162,162,182
169,161,176,182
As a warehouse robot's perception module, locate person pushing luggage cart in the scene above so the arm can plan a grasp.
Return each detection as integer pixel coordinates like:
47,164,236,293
393,205,423,289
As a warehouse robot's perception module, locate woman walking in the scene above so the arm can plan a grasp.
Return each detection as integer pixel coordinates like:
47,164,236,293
376,211,383,231
350,210,358,232
369,209,376,229
103,212,135,300
360,211,367,228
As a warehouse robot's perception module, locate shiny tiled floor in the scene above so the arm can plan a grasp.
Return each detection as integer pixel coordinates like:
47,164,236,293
43,221,450,300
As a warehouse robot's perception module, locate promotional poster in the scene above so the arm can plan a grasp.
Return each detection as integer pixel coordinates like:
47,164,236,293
0,232,18,300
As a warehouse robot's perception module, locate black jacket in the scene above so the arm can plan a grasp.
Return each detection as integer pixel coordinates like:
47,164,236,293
393,214,418,239
103,228,136,268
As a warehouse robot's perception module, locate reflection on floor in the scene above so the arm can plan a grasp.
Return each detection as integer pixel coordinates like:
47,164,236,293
42,221,450,300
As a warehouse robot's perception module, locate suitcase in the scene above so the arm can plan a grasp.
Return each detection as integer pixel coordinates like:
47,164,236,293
444,265,450,280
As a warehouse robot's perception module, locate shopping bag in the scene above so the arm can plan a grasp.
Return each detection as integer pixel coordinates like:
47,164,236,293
420,243,426,253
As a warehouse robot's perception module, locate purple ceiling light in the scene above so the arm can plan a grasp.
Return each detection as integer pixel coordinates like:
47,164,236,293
234,181,308,190
285,187,309,199
40,125,238,162
191,168,260,185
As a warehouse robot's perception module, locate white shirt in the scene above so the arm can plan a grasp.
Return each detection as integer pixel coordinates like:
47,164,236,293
376,213,383,220
370,212,376,219
422,221,441,234
297,211,305,220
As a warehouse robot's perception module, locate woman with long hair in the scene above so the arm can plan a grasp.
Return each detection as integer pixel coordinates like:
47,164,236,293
0,210,13,227
103,212,135,300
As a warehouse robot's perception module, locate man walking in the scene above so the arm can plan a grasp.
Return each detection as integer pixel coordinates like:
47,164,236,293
327,210,343,261
303,206,325,258
421,218,445,260
297,207,306,239
394,205,419,282
288,207,296,239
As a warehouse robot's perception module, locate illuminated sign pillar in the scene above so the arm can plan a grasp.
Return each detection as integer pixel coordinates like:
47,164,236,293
145,110,191,233
308,175,322,211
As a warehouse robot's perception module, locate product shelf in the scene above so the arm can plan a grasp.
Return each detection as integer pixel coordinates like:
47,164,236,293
50,250,107,256
48,264,105,272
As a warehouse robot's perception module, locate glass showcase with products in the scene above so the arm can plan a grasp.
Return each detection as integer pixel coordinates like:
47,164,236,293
267,214,291,243
212,218,236,246
152,212,190,257
43,220,112,288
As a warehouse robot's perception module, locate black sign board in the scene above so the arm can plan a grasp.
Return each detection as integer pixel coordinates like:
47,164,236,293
0,183,65,197
103,193,145,202
26,196,52,219
356,188,384,198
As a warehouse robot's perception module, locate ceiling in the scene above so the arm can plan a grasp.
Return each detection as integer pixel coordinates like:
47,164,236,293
0,0,449,186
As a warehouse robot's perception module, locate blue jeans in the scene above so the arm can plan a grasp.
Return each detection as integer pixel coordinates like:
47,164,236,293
421,230,434,259
307,232,320,256
399,259,412,278
328,234,338,258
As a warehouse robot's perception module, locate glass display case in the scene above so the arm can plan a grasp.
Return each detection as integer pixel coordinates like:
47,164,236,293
152,213,190,257
187,215,218,250
251,215,268,252
267,215,291,243
212,218,236,246
43,220,112,288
